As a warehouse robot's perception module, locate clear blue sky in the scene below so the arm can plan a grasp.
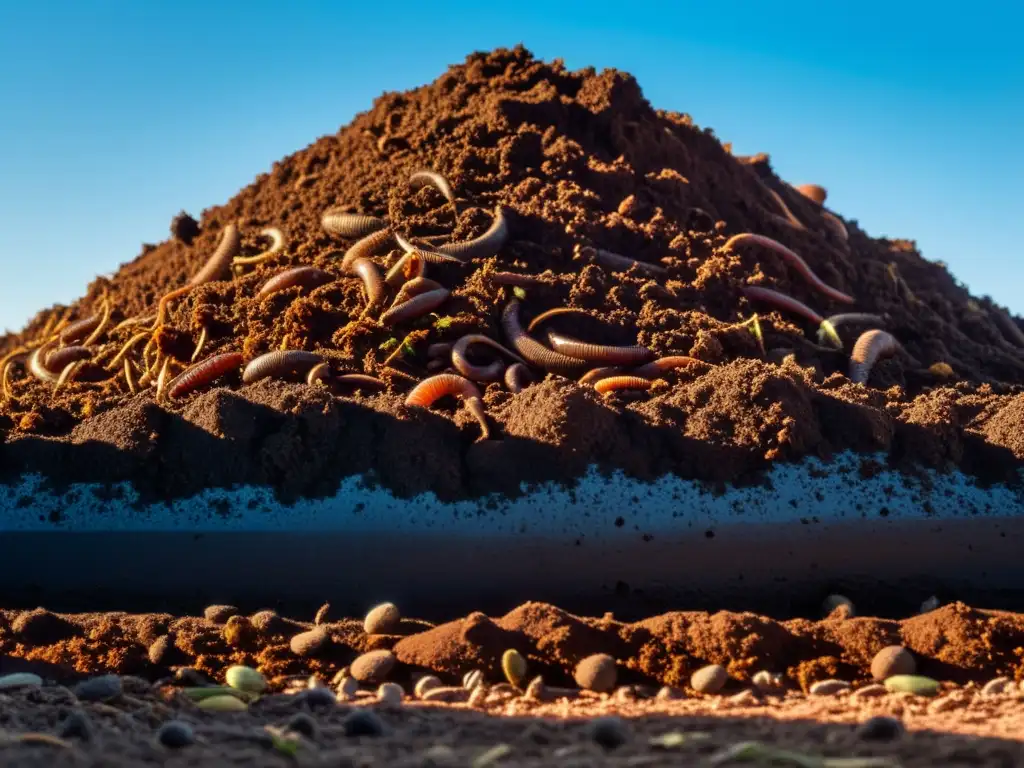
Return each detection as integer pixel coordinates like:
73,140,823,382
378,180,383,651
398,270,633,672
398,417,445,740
1,1,1021,333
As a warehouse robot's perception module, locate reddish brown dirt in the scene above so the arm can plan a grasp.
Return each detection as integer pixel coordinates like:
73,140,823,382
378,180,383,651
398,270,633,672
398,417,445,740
1,46,1023,503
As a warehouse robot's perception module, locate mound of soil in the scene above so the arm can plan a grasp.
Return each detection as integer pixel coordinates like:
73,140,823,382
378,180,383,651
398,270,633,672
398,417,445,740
1,46,1022,503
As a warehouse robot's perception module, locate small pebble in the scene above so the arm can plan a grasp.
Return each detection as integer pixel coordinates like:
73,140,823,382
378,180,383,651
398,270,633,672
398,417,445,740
377,682,404,707
502,649,528,688
588,716,629,750
351,650,396,684
574,654,617,693
422,686,472,703
148,635,175,666
614,685,638,702
250,610,287,634
415,675,443,699
690,664,728,694
74,674,123,702
0,672,43,690
203,604,239,624
225,665,267,695
855,715,905,742
364,602,402,634
981,676,1012,696
822,594,855,617
851,684,888,699
290,626,330,657
884,674,940,697
223,615,255,647
174,668,212,687
286,712,318,738
463,669,485,690
55,710,93,741
157,720,195,748
809,679,851,696
871,646,916,681
751,670,783,693
307,675,325,689
336,676,360,700
655,685,685,700
198,694,248,711
343,708,384,737
299,686,337,708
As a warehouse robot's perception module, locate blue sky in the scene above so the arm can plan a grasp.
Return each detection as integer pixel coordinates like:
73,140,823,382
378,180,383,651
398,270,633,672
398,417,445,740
1,1,1021,333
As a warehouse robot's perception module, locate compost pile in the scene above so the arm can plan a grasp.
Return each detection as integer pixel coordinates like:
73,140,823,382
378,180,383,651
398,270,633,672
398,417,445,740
1,46,1023,502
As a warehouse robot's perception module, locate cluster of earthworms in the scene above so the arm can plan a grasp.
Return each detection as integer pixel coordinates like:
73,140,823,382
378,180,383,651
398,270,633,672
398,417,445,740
0,168,904,440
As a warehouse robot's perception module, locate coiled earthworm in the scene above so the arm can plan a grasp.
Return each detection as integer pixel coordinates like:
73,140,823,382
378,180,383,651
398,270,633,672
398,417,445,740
631,356,708,378
404,374,489,439
545,331,655,366
504,362,533,393
321,209,388,239
28,342,59,383
242,350,324,385
391,277,445,308
578,366,623,385
379,288,450,327
795,184,827,205
594,376,653,395
257,266,334,299
724,233,854,305
234,228,286,266
451,334,528,382
349,258,385,312
427,342,453,359
189,223,241,286
526,307,592,334
486,271,553,288
45,346,93,373
409,169,457,206
741,285,824,325
501,300,588,377
849,330,901,384
168,352,244,399
341,228,396,272
436,206,509,262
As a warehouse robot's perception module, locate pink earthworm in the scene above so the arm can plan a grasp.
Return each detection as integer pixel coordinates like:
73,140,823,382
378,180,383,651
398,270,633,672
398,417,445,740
487,271,554,288
44,346,93,373
578,366,623,385
242,350,323,385
321,209,388,239
594,376,653,395
631,356,708,378
526,307,592,334
168,352,244,399
724,233,854,305
822,313,886,330
336,373,387,391
501,300,588,377
427,342,453,359
765,187,806,230
391,278,445,307
741,285,824,325
234,227,286,266
504,362,533,393
405,373,489,439
436,206,509,262
545,331,655,366
592,248,666,278
451,334,528,383
849,330,901,384
795,184,827,205
59,314,102,345
409,169,457,207
426,359,448,372
257,266,334,299
189,223,241,286
350,258,385,310
378,288,450,327
341,228,396,272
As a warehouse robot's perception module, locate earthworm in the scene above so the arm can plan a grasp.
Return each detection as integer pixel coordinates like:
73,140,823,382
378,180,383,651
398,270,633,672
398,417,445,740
436,206,509,262
741,285,824,325
384,251,426,288
451,334,528,382
526,307,592,334
765,187,806,230
464,396,491,440
59,313,101,345
350,258,385,310
336,374,387,390
578,366,623,385
724,233,854,305
234,228,286,266
545,331,655,366
487,271,553,288
189,223,241,286
795,184,827,205
28,343,59,383
307,362,331,387
257,266,334,299
849,330,901,384
242,350,324,385
321,209,387,239
818,312,886,347
631,356,708,378
427,342,453,359
405,374,490,439
426,359,448,372
592,248,666,278
168,352,244,399
394,231,466,263
391,277,445,307
341,228,395,272
594,376,653,395
45,346,93,373
53,360,85,391
379,288,450,327
504,362,533,393
501,300,588,377
409,169,457,207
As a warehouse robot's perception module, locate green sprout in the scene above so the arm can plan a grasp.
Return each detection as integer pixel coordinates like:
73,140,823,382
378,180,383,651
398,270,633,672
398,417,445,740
432,314,454,330
378,338,398,353
513,287,527,300
817,319,843,350
736,314,765,356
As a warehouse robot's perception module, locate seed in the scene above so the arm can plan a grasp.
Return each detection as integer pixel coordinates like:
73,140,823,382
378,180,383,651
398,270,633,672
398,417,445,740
414,675,442,699
588,716,629,750
0,672,43,690
884,675,940,697
342,708,384,737
290,626,330,657
350,650,396,684
751,670,782,693
74,674,122,702
690,664,728,694
156,720,195,748
55,710,93,741
501,649,528,688
855,715,905,742
364,602,402,634
377,682,405,707
147,635,181,666
225,665,267,695
573,654,617,693
655,686,685,700
525,676,546,701
463,669,485,690
871,646,916,681
809,679,850,696
981,676,1013,696
850,684,887,699
286,712,318,738
198,694,249,712
336,676,359,700
203,605,239,624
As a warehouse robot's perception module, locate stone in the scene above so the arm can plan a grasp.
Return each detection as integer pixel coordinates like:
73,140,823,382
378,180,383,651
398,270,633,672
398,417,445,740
290,627,330,657
690,664,728,694
350,650,397,684
364,602,402,634
573,654,617,693
156,720,195,748
809,679,851,696
871,646,916,681
74,674,122,702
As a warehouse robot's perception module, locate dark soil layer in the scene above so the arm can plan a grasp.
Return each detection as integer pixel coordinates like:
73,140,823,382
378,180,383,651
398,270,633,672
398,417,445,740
1,46,1023,503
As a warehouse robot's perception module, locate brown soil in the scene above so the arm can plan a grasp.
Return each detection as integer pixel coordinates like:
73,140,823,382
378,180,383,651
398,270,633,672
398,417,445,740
1,45,1023,504
2,602,1024,766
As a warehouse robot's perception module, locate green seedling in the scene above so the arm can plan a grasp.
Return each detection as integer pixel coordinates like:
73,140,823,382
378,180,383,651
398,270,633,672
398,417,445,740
816,319,843,350
513,287,527,300
379,338,398,353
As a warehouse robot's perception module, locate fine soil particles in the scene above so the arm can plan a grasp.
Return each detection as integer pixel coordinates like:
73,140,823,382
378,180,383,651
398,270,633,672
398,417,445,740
1,45,1023,505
